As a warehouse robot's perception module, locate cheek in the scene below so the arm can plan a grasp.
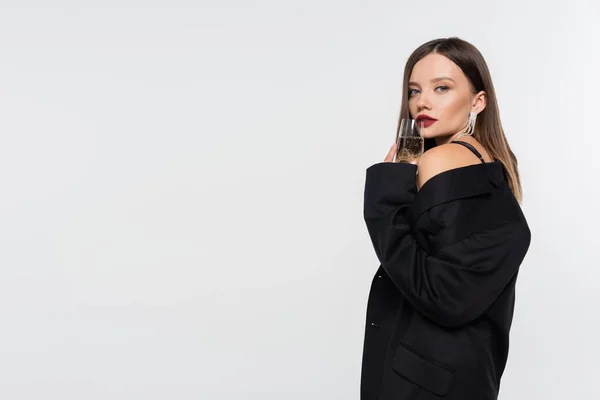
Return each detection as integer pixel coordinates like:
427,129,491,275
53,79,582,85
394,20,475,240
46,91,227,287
437,95,464,114
438,97,469,125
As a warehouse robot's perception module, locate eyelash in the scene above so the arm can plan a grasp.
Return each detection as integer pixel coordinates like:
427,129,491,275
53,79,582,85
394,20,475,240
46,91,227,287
408,86,449,97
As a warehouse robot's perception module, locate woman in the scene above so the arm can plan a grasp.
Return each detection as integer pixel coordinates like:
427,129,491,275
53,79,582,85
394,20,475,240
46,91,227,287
361,37,531,400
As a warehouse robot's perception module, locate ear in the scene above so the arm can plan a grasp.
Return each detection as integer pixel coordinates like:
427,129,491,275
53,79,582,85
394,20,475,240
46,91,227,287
472,90,486,114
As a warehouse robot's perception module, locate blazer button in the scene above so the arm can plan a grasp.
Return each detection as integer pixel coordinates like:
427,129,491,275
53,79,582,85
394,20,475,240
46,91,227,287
371,322,379,327
377,275,382,278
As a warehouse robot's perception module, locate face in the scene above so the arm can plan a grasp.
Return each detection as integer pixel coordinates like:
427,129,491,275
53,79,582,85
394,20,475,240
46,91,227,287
407,53,485,141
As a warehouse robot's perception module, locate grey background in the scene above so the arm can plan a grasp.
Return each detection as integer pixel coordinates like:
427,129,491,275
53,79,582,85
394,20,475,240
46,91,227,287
0,0,598,399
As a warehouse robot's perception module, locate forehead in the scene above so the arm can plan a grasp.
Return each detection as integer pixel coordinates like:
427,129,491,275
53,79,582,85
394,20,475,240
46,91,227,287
409,53,466,84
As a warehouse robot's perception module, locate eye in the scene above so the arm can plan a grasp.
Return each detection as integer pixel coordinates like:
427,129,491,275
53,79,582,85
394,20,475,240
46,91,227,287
435,85,449,93
408,88,420,97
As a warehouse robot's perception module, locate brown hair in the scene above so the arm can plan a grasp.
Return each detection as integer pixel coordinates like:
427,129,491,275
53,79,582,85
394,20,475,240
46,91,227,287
397,37,523,202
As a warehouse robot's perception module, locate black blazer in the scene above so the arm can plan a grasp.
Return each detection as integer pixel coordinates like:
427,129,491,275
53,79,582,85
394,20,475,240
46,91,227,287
361,161,531,400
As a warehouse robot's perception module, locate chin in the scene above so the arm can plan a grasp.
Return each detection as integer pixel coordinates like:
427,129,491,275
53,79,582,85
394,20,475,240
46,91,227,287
420,129,436,139
421,128,450,141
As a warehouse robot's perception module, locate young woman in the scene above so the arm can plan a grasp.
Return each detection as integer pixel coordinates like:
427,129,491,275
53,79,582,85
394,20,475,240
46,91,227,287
361,37,531,400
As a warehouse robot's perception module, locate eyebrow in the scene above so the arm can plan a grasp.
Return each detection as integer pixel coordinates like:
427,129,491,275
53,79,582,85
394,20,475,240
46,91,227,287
408,77,455,86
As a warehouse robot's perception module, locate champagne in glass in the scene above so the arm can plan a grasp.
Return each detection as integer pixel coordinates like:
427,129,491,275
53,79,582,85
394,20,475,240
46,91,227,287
394,118,424,163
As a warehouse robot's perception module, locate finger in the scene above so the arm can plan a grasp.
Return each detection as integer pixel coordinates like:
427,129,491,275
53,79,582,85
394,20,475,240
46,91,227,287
384,143,397,162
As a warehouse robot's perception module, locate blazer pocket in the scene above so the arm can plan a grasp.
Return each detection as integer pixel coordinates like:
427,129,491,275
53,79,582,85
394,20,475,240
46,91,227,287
392,342,455,397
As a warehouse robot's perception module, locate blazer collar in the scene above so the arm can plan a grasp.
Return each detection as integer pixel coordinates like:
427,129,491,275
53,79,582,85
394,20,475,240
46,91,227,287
408,161,505,223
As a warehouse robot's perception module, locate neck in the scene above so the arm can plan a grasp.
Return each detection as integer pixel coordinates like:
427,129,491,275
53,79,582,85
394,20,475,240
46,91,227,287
435,130,471,146
435,134,457,146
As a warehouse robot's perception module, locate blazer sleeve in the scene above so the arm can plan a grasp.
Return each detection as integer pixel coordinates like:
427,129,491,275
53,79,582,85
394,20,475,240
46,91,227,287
363,162,531,327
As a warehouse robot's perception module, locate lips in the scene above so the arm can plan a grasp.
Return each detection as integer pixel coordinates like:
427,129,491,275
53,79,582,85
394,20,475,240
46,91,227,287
419,119,437,128
416,115,437,128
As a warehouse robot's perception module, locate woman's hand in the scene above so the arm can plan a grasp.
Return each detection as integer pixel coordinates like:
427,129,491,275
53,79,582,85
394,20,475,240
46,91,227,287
384,143,419,165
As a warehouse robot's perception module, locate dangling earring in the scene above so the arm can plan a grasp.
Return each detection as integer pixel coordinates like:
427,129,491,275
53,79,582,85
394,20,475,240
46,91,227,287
465,111,477,136
454,111,477,141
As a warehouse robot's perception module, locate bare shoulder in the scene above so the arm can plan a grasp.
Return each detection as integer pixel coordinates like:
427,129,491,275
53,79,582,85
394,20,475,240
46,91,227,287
417,143,484,189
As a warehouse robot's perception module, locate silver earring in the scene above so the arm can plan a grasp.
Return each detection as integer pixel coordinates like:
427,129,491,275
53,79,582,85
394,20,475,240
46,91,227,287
465,111,477,136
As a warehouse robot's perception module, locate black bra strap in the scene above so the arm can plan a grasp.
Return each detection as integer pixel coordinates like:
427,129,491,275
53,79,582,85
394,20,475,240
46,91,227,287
451,140,485,163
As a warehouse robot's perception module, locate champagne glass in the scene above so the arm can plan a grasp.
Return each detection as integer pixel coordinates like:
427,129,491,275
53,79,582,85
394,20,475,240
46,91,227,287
394,118,424,163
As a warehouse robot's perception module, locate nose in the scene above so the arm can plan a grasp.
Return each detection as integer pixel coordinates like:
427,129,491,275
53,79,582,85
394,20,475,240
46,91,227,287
416,91,432,111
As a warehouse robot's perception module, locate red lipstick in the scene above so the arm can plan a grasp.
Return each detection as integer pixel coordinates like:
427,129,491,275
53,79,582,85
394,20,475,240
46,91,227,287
416,114,437,128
